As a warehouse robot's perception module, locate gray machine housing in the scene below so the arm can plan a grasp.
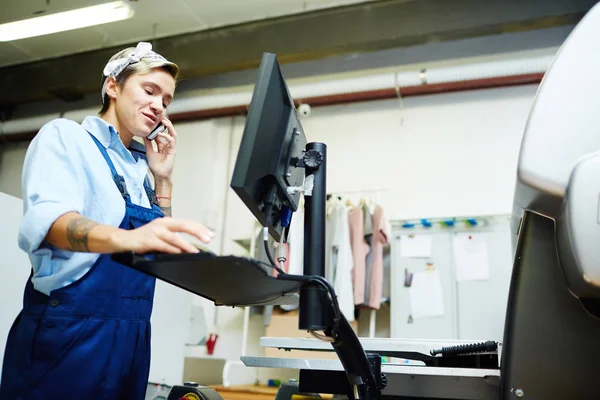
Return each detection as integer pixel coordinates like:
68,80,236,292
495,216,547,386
503,2,600,398
511,1,600,298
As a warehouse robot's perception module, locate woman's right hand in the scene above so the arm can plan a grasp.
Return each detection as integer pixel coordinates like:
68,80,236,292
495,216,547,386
111,217,214,254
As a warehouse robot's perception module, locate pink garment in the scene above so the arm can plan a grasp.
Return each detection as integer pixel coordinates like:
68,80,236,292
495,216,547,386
366,205,388,309
348,207,369,305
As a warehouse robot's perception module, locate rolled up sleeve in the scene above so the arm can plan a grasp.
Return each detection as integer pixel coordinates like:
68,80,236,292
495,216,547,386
18,120,86,255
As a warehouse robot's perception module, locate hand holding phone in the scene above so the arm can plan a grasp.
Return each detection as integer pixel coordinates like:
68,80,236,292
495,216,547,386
145,118,177,180
148,123,167,141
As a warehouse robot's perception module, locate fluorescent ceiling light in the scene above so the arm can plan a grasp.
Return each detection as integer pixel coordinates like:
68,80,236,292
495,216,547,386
0,1,134,42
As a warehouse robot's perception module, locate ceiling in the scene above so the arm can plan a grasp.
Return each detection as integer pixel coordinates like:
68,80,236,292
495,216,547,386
0,0,597,111
0,0,378,68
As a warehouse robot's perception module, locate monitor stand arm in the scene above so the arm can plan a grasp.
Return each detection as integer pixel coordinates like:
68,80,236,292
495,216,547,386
327,307,387,399
279,141,387,399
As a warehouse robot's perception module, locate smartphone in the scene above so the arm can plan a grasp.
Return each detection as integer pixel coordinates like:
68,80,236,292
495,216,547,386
148,123,167,141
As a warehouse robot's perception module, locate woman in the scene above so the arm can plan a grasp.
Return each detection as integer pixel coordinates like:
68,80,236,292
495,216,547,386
0,42,212,399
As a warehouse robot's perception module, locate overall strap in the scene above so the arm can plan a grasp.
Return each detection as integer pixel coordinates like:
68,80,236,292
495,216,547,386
143,177,160,207
133,144,160,207
87,132,130,200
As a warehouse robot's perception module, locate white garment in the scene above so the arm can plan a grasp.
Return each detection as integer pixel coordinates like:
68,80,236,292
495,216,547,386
288,207,305,276
325,199,355,322
281,206,305,312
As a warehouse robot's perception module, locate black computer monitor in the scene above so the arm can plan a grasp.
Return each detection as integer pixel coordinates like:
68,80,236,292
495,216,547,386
230,53,308,242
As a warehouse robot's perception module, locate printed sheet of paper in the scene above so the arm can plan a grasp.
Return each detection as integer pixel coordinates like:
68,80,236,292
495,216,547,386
453,234,490,282
400,235,432,258
409,270,445,319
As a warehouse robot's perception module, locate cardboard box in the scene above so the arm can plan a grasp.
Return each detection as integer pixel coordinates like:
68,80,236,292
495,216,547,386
264,309,358,360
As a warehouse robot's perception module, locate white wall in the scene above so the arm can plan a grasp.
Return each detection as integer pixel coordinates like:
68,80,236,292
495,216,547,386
148,281,191,385
0,193,33,380
300,85,536,220
0,83,537,384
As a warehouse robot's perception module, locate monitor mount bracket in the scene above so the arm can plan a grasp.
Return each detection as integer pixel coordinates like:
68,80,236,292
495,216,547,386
277,141,387,400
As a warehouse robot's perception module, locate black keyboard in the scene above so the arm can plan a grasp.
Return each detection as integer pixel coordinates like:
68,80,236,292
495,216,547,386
111,251,302,307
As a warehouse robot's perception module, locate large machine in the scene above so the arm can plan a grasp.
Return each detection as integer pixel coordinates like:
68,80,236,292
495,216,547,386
114,2,600,399
500,1,600,397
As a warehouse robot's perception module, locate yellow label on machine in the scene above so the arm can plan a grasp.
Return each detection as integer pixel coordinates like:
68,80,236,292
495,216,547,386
181,393,201,400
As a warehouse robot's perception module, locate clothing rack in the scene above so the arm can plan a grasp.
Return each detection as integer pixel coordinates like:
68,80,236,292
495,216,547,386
327,188,387,204
327,189,389,339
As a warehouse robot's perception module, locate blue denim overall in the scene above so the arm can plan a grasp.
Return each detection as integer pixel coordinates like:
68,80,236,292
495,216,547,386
0,133,164,399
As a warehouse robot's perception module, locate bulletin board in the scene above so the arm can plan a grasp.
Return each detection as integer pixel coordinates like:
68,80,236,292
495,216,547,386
389,215,513,342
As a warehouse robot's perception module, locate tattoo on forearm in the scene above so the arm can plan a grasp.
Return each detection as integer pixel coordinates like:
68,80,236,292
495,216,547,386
160,206,172,217
66,217,99,252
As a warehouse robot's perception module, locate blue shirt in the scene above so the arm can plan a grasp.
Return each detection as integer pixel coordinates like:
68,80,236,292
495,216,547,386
19,116,153,295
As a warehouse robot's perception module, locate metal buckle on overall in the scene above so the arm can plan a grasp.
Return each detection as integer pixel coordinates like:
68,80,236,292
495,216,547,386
146,188,159,206
113,174,130,199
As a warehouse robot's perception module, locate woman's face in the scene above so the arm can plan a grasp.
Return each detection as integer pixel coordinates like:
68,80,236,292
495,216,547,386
113,68,176,138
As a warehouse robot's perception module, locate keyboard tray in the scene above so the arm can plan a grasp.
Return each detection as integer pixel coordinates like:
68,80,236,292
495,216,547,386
112,252,302,306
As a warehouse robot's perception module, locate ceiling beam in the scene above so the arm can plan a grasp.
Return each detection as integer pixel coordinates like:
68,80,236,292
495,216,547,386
0,0,595,108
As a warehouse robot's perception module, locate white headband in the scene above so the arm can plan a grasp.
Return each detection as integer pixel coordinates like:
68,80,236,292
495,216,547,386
101,42,172,104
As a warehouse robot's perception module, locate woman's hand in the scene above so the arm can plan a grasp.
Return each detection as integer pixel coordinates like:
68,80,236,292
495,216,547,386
144,118,177,183
45,212,213,254
111,217,214,254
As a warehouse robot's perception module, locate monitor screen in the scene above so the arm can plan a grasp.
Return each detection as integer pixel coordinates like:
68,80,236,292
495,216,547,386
230,53,308,242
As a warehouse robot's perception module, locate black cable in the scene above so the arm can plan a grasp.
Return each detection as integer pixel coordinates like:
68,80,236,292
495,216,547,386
260,260,285,276
430,340,498,356
311,276,342,324
256,258,341,334
263,236,278,270
260,192,342,338
276,273,343,337
255,260,340,326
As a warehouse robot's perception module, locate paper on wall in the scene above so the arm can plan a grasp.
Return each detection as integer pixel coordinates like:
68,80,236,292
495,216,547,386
453,234,490,282
408,269,445,319
400,235,432,258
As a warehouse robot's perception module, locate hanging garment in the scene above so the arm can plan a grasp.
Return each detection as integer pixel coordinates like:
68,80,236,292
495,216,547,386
325,199,355,321
381,243,392,302
362,233,374,305
0,133,164,400
362,201,373,236
348,207,369,305
363,205,389,309
277,207,304,312
325,199,339,284
287,207,305,276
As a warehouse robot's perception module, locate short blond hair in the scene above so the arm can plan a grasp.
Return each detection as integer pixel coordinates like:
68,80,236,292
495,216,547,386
99,47,179,115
